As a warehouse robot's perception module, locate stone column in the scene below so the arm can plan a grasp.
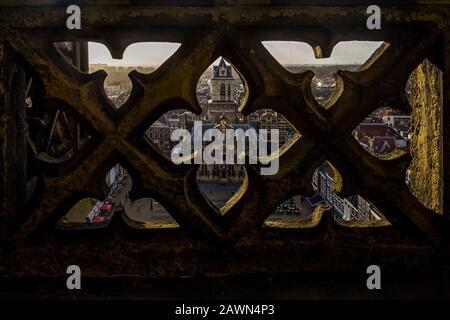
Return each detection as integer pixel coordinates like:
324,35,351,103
0,43,28,269
408,59,443,215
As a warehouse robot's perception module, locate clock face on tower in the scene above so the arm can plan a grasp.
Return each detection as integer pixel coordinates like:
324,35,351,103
220,67,227,76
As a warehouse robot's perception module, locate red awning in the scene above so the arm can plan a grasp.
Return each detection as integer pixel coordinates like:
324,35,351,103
101,204,113,211
93,216,106,223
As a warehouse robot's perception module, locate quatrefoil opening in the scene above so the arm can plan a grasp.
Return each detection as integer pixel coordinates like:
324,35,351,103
143,56,302,215
54,41,181,108
56,163,178,229
26,98,98,177
56,164,129,229
309,161,389,226
25,68,88,165
352,107,410,160
109,164,180,229
193,57,249,214
262,40,387,108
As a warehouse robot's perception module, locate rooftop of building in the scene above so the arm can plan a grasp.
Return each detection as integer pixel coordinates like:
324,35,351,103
212,58,234,79
371,136,397,154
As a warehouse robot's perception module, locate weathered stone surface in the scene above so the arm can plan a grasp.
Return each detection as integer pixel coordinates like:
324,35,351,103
408,60,443,214
0,3,449,289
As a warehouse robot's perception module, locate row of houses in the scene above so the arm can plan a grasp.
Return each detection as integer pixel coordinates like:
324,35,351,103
353,109,411,156
312,162,384,222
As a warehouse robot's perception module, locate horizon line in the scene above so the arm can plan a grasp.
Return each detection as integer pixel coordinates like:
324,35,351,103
89,62,362,68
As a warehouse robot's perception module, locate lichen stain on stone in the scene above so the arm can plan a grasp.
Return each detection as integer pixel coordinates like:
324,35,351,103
408,59,443,214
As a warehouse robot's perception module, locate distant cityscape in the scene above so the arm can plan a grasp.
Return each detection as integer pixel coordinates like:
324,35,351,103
89,64,155,107
60,56,411,227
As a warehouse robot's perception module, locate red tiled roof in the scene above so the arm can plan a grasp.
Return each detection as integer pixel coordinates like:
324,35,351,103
354,123,398,140
370,136,397,154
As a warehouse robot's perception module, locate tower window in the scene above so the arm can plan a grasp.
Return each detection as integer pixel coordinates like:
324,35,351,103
220,83,226,100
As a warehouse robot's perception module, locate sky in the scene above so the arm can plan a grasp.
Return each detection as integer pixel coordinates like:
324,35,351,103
262,41,384,65
88,42,181,67
88,41,384,67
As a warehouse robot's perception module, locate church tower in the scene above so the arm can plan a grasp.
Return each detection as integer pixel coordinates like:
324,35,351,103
211,58,236,102
208,58,238,123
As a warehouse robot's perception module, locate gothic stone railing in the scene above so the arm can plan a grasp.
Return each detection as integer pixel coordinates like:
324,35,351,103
1,1,450,281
